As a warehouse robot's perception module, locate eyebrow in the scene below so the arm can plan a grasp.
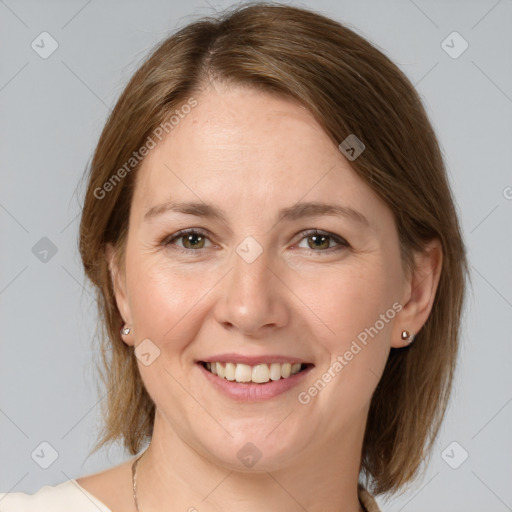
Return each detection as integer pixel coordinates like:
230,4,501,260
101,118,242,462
144,200,369,227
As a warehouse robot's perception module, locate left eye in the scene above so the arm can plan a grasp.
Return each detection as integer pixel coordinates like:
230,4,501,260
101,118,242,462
162,228,349,254
295,229,349,253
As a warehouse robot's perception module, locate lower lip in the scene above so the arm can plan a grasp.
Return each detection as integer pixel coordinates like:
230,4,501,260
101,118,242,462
197,363,314,402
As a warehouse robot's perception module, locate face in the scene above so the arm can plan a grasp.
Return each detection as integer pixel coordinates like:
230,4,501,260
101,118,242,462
109,83,413,471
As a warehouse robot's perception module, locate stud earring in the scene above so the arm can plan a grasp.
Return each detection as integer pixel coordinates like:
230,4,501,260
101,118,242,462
401,330,414,343
120,325,131,336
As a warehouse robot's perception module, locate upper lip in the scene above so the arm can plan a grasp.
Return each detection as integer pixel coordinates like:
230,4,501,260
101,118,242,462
197,353,312,366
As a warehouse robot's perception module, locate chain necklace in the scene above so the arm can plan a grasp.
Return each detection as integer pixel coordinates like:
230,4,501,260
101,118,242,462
131,448,148,512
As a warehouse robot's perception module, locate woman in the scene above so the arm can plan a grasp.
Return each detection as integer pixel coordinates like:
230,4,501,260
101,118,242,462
0,2,467,511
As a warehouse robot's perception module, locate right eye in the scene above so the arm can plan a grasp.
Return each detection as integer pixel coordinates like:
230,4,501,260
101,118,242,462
161,228,214,254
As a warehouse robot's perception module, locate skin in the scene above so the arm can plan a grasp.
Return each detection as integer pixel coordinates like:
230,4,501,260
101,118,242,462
77,83,442,512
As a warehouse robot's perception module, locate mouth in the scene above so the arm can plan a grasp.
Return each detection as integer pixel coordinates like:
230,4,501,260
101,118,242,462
198,361,314,384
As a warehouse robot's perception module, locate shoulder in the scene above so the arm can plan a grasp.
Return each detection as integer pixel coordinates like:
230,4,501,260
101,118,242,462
0,479,112,512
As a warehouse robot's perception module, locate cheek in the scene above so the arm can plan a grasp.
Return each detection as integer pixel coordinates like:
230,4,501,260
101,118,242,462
297,262,396,347
124,256,209,411
127,259,201,340
292,263,398,411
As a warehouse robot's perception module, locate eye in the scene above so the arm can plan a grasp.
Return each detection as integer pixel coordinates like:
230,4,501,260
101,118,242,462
161,228,349,255
162,228,213,254
295,229,349,254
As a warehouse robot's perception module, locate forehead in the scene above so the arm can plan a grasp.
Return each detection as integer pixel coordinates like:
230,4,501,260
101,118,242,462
130,84,386,226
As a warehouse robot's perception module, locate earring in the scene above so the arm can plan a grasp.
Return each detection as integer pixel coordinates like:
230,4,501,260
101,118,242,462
120,325,131,336
401,330,414,343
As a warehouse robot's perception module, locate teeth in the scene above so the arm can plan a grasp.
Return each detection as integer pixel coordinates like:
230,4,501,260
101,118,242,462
269,362,282,381
205,361,304,383
291,363,301,374
235,364,252,382
225,362,236,381
252,364,270,383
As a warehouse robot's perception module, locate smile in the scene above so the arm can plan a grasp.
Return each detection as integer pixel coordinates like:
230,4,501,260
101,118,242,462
201,361,308,384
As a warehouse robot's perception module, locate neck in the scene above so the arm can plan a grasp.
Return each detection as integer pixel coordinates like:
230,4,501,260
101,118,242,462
135,409,366,512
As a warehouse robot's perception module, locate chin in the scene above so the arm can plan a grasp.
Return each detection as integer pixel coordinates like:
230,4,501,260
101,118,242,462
197,427,311,473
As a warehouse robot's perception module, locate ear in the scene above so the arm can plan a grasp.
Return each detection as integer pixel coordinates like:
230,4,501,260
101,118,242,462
391,239,443,348
105,242,134,346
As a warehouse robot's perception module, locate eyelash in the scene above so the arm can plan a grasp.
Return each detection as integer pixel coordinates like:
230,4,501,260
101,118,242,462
161,228,349,256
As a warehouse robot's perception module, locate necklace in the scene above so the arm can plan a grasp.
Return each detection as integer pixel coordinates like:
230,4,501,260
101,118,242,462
131,449,147,512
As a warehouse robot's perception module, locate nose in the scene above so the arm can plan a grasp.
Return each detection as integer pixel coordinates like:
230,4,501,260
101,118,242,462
213,243,290,338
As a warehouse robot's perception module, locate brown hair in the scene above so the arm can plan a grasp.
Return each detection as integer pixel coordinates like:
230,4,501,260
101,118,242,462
79,1,467,495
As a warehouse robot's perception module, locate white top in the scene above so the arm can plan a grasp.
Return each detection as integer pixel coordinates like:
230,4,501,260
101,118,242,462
0,479,381,512
0,479,112,512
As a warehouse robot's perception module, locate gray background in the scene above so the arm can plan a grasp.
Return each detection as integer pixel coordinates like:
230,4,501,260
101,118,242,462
1,1,511,510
